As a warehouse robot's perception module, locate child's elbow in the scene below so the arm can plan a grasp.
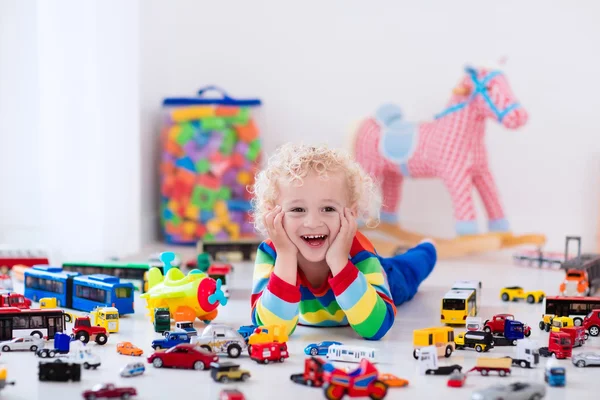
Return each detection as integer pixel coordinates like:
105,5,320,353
359,306,395,341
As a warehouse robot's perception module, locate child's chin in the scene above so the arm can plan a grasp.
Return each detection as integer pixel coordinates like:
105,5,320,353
299,247,327,262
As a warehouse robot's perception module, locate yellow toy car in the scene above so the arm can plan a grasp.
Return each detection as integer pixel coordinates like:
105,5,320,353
499,286,545,304
210,362,251,383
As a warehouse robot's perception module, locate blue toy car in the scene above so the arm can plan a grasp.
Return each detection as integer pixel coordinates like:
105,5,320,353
151,332,190,350
304,341,342,356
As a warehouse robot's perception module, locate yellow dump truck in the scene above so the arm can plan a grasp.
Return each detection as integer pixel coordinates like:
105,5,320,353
468,357,512,376
412,327,455,359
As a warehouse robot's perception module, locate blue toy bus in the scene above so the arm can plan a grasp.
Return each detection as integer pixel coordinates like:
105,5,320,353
24,266,135,315
24,265,80,307
72,274,134,314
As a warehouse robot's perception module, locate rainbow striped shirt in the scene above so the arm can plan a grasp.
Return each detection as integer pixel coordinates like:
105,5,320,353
250,231,397,340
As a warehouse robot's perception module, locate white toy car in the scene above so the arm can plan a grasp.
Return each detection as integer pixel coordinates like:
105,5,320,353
191,324,247,358
61,343,101,370
471,382,546,400
0,337,44,352
120,362,145,378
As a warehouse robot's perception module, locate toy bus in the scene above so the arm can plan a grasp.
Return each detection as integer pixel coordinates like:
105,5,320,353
326,345,378,363
441,289,477,325
540,296,600,328
24,266,134,315
0,307,65,341
412,327,455,359
61,261,156,293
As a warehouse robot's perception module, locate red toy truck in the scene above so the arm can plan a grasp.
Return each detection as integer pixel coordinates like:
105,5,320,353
250,342,289,364
562,326,586,347
483,314,531,337
538,331,572,359
0,292,31,309
290,357,327,387
583,309,600,337
72,316,108,345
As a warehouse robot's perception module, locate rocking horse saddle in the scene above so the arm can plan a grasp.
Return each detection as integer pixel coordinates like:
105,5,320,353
375,103,418,167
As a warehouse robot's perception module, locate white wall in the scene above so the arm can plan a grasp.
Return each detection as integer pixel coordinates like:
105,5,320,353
0,0,141,262
139,0,600,252
2,0,600,259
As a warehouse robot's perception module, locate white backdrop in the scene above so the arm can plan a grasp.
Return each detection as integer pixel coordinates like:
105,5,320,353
2,0,600,259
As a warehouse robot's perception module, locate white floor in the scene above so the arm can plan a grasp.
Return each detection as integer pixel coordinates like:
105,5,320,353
2,245,599,400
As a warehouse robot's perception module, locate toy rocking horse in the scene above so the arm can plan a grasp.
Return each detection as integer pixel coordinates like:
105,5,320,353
353,66,546,258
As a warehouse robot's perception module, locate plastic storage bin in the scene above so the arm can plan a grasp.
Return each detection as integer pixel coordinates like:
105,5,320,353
160,86,263,245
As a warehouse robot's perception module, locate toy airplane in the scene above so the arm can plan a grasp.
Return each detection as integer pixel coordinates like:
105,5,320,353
140,252,227,324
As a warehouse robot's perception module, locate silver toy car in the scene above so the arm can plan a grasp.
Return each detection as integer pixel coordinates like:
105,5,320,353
191,324,247,358
472,382,546,400
120,362,145,378
0,337,44,352
572,352,600,368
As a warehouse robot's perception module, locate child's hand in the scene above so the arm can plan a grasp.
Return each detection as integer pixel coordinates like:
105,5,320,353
264,205,298,256
326,208,357,275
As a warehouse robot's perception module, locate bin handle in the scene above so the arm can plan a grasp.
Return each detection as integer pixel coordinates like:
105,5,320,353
197,86,233,101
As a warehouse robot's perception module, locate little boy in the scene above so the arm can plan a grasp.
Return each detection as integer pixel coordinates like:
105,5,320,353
249,143,436,340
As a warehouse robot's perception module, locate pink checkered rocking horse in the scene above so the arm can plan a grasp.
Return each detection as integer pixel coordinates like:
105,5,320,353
353,66,545,256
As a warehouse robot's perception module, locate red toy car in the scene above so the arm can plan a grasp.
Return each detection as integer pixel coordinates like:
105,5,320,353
484,314,531,337
0,292,31,309
584,308,600,338
82,383,136,400
447,370,466,387
322,358,388,400
250,342,289,364
219,389,246,400
72,316,108,345
147,343,218,370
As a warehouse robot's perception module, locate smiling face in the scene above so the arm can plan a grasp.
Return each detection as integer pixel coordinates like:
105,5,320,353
277,170,351,264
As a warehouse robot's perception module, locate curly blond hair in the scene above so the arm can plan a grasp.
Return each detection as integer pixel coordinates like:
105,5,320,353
248,142,382,236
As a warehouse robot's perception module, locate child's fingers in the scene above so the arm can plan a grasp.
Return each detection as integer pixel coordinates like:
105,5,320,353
273,210,284,232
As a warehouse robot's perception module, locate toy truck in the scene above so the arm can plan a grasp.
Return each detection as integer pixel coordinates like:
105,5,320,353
71,316,108,345
559,236,600,296
412,327,455,359
36,332,72,358
247,324,288,353
290,357,327,387
38,359,81,382
483,314,531,337
418,346,463,375
509,339,540,368
153,307,171,333
491,320,527,346
175,321,197,336
538,331,572,359
549,316,586,347
544,361,566,387
467,357,512,376
89,306,119,333
250,342,289,364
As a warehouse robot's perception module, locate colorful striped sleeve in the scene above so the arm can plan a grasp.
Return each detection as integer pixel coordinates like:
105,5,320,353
250,240,301,335
328,235,396,340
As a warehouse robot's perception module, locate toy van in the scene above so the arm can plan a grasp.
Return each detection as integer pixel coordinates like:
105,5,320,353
412,327,455,359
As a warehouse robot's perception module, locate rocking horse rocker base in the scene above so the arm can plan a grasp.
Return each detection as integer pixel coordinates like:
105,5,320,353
352,65,546,259
366,222,546,259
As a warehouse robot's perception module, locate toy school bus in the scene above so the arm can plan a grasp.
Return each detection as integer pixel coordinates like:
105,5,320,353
441,289,477,325
326,345,378,363
412,327,455,359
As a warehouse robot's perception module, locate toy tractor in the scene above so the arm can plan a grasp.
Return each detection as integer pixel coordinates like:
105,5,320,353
71,316,108,345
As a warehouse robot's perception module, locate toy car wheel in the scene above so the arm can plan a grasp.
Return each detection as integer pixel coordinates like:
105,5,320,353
30,345,38,352
121,394,131,400
306,379,313,387
64,313,72,323
512,340,517,346
538,295,544,303
279,357,285,362
545,325,551,332
84,363,90,370
193,361,205,370
49,350,55,357
538,321,545,330
590,326,600,336
227,344,241,358
153,358,163,368
412,350,419,360
498,370,506,377
483,326,491,333
501,293,510,302
241,373,250,381
95,333,108,345
520,360,528,368
86,395,97,400
310,347,319,356
219,376,229,383
576,360,586,367
573,317,583,326
31,331,43,339
263,359,269,365
527,295,535,303
444,346,452,357
1,346,9,352
76,331,90,343
480,369,488,376
475,345,483,352
531,395,542,400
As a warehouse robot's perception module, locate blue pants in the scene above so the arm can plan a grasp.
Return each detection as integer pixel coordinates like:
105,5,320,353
378,242,437,306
